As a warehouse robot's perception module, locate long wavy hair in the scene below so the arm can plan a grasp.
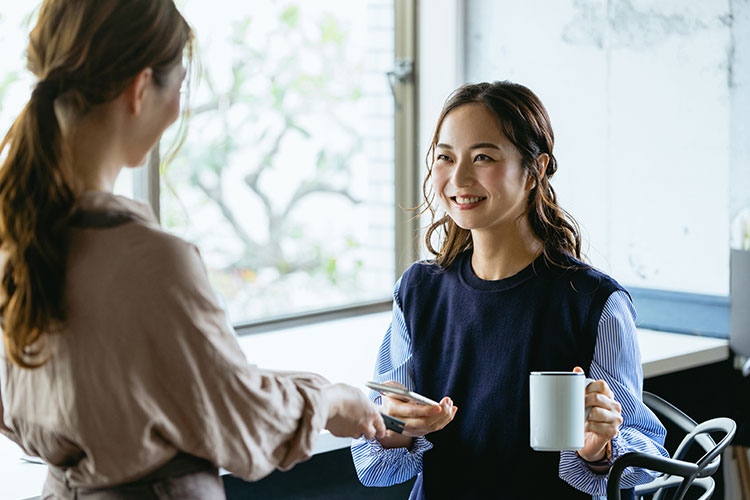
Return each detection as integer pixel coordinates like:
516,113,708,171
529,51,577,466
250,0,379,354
422,81,583,269
0,0,193,368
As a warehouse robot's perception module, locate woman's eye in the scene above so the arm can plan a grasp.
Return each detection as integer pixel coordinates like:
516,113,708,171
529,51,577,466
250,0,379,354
436,154,451,162
475,154,493,162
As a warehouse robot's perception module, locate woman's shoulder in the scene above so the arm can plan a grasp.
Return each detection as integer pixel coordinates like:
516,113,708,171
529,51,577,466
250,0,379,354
542,252,627,297
73,192,199,262
119,223,202,280
398,251,468,294
402,256,452,281
70,197,202,289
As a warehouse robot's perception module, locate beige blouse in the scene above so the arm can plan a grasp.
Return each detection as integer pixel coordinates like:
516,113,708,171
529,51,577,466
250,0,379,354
0,191,328,487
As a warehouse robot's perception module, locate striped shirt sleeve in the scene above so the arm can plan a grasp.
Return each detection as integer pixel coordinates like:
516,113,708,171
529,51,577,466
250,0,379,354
559,290,669,498
351,278,433,487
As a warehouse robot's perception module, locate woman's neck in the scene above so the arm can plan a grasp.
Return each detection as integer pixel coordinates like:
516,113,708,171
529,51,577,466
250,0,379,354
469,219,542,281
58,101,124,193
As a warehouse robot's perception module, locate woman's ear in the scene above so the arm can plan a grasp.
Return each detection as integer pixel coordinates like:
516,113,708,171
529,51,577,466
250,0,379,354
528,153,549,189
537,153,549,179
123,67,153,115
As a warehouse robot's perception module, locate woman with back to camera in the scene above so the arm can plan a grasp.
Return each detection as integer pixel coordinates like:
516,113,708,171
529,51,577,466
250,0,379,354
0,1,385,498
351,81,669,499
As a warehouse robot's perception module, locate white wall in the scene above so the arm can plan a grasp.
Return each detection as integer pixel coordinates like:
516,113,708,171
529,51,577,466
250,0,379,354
730,0,750,246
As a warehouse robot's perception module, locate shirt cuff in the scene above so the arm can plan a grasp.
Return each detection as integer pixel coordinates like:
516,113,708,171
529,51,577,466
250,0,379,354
610,433,626,461
352,435,432,487
365,435,433,459
559,434,629,496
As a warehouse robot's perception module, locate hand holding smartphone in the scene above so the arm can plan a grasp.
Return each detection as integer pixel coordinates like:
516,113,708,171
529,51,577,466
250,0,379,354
366,381,440,406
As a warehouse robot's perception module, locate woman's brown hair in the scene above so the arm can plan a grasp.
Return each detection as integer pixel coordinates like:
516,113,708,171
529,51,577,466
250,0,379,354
0,0,192,368
422,81,583,269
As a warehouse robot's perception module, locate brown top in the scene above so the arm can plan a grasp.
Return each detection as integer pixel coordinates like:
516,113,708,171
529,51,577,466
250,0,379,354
0,191,328,487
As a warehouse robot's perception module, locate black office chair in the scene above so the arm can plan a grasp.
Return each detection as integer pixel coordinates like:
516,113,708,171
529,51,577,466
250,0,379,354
607,391,736,500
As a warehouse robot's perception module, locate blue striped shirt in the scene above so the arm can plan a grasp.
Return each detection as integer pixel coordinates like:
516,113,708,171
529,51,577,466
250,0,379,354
351,282,668,499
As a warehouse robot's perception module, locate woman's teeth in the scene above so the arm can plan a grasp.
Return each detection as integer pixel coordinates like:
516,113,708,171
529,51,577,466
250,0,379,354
455,196,485,205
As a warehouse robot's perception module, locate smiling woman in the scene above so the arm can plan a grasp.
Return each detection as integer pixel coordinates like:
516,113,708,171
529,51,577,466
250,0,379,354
351,81,669,499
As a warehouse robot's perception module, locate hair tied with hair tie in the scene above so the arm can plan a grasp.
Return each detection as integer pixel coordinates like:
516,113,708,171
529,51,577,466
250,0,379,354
32,79,60,101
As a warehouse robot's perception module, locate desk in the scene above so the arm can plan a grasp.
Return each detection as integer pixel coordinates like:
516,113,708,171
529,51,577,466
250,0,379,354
0,315,730,500
638,328,730,378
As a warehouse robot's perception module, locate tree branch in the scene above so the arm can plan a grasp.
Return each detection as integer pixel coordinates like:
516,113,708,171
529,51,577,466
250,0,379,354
194,177,260,253
282,181,360,220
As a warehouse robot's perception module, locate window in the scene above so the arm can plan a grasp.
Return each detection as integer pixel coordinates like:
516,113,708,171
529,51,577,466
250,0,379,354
460,0,748,337
160,0,405,326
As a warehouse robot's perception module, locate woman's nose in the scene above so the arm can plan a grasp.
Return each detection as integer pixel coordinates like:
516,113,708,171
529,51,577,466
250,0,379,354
451,157,473,187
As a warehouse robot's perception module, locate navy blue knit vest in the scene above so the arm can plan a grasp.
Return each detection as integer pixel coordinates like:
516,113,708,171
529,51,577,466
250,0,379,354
398,251,631,499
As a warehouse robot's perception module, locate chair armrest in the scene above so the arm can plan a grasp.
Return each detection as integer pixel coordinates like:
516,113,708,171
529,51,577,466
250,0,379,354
607,452,699,499
607,416,736,500
643,392,697,434
679,417,737,475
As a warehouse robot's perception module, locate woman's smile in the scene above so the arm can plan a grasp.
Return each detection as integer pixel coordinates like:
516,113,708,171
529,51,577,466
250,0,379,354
450,195,487,209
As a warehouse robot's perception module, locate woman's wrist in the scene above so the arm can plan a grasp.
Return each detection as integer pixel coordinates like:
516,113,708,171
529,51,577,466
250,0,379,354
577,441,613,467
377,430,413,449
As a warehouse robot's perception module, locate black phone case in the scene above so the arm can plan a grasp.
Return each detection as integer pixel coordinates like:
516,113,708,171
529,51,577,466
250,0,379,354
380,413,406,434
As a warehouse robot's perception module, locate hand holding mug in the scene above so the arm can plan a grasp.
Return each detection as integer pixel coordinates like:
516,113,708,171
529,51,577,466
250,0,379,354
574,366,623,462
530,369,615,452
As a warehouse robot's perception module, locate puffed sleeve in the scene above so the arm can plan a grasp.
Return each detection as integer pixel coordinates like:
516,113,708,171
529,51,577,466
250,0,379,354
117,231,328,481
558,291,668,495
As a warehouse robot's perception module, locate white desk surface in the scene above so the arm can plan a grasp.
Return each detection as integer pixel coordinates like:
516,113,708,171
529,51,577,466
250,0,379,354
0,313,730,500
638,328,730,378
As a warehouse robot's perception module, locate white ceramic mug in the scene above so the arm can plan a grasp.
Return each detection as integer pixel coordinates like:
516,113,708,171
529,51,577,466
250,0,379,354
529,371,594,451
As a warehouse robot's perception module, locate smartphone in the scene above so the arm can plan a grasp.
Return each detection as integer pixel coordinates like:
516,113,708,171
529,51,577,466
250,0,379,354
366,381,440,406
380,413,405,434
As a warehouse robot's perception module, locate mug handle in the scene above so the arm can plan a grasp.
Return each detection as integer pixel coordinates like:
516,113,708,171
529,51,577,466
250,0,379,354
584,378,596,420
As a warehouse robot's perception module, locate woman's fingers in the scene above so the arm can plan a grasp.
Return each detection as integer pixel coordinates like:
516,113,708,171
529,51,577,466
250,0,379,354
586,406,623,425
379,391,458,437
371,409,387,439
584,420,620,439
585,380,615,400
382,394,451,417
323,383,390,439
585,392,621,412
381,380,407,389
361,424,376,441
400,401,458,437
582,385,622,442
383,398,442,418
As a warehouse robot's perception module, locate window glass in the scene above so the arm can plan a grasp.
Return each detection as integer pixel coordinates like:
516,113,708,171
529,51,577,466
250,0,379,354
162,0,396,323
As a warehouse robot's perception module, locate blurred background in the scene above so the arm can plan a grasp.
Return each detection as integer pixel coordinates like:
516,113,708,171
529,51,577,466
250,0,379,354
1,0,750,498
